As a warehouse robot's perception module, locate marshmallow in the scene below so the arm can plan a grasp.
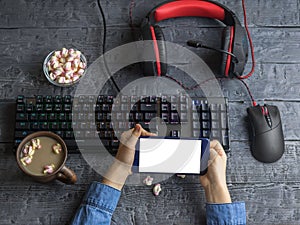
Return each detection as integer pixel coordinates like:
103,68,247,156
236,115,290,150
52,143,62,154
153,184,162,196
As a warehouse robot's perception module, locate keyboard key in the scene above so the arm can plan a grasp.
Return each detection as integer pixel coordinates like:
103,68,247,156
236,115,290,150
45,95,52,103
171,113,180,124
161,113,169,123
211,130,220,138
16,113,28,121
36,95,43,103
54,104,62,112
222,130,229,147
64,95,72,103
51,122,60,130
150,96,157,103
53,96,62,103
40,122,49,130
211,112,218,120
193,121,200,129
202,130,210,138
45,104,53,112
58,113,66,121
121,95,129,103
202,121,210,129
193,130,200,138
15,130,32,138
16,122,30,130
16,104,25,112
61,122,69,130
140,103,157,112
180,112,188,122
64,104,72,112
26,104,34,112
55,130,64,138
121,104,129,111
145,113,156,121
30,113,38,121
31,122,39,130
170,130,180,137
65,131,74,139
212,121,219,129
161,103,169,112
39,113,47,120
202,112,210,120
221,113,228,128
107,95,114,103
17,95,24,103
135,113,143,121
171,95,178,103
36,104,43,112
49,113,57,121
102,104,110,112
171,104,178,111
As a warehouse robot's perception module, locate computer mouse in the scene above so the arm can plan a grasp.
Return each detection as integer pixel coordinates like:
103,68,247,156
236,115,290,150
247,104,284,163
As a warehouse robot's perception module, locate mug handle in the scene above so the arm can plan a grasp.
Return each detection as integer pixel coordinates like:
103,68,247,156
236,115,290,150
57,166,77,184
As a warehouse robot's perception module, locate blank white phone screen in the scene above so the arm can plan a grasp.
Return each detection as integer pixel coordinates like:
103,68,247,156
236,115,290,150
138,138,202,174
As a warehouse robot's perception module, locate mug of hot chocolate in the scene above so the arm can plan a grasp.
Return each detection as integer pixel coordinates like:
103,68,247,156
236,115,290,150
16,131,77,184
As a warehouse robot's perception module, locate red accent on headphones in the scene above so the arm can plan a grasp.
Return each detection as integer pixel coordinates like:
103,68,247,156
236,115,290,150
225,26,235,76
154,1,225,22
150,26,162,76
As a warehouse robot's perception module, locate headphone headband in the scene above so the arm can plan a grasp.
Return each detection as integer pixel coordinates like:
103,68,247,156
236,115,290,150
147,0,237,26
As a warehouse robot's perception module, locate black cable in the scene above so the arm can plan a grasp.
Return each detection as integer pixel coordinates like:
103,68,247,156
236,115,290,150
96,0,121,93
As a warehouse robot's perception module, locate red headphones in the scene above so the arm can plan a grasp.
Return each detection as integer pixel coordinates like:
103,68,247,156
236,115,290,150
140,0,249,78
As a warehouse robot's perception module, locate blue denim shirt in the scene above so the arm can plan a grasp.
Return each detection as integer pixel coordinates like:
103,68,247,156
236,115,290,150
71,182,246,225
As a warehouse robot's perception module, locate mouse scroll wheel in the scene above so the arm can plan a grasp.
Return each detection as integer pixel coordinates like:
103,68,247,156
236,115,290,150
261,106,272,127
261,106,269,116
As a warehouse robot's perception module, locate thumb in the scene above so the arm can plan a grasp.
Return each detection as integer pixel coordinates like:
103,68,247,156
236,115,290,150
123,124,141,150
132,124,142,137
207,148,218,167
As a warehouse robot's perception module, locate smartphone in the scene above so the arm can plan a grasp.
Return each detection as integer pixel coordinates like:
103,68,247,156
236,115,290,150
133,137,209,175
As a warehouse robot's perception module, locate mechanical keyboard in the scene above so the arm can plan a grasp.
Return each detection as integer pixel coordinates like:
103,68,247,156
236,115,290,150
14,94,230,154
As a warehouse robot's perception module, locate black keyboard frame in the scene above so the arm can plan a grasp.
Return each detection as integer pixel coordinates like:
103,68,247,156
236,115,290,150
14,95,230,154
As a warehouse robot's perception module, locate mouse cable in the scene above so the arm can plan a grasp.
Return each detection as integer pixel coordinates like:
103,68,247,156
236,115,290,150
96,0,121,93
234,74,257,106
235,0,257,106
238,0,256,80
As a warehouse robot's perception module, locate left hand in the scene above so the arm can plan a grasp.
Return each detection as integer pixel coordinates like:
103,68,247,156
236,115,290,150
102,124,156,190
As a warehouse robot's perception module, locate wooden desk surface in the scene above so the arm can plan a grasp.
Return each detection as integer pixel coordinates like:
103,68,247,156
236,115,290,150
1,0,300,224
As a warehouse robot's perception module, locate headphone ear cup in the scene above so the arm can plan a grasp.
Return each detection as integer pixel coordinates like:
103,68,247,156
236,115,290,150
220,27,232,76
231,24,249,77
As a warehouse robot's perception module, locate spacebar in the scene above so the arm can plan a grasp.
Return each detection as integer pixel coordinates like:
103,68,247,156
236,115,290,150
64,139,106,153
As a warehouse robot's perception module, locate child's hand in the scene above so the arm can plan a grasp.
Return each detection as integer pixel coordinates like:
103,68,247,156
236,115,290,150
200,140,231,203
102,124,155,190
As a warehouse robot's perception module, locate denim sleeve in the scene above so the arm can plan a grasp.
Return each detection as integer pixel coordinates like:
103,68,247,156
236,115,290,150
206,202,246,225
71,181,121,225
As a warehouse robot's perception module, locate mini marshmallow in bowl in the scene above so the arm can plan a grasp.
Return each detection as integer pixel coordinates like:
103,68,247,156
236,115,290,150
43,48,87,87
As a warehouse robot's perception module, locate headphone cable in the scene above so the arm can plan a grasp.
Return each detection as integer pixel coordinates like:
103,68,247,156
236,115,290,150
238,0,256,80
96,0,121,93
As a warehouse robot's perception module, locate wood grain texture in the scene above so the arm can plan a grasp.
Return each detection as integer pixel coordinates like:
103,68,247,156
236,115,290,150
0,0,300,224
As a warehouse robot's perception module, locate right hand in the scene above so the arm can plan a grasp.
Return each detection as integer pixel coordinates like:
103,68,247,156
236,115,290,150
200,140,231,203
